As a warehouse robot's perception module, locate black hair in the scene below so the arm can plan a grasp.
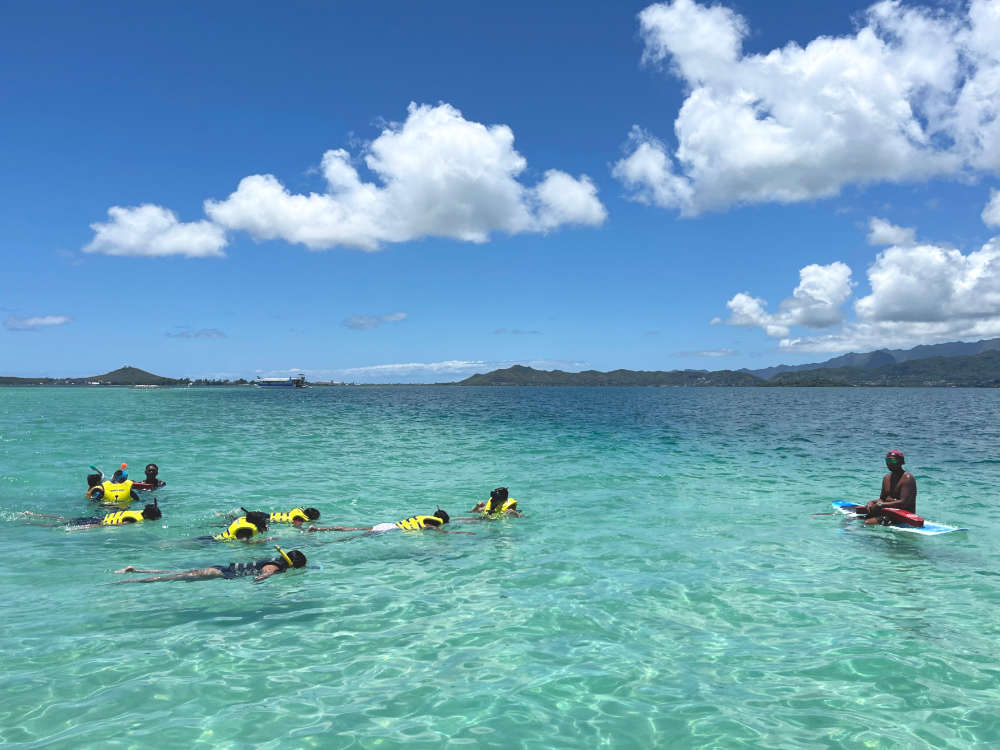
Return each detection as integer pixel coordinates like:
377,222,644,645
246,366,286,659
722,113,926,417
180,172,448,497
433,508,450,524
304,508,321,521
287,550,307,568
111,470,125,483
490,487,508,503
241,509,269,531
87,473,102,488
142,499,162,520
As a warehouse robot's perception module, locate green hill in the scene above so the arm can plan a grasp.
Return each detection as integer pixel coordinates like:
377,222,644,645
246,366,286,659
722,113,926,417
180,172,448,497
0,366,186,386
78,366,187,386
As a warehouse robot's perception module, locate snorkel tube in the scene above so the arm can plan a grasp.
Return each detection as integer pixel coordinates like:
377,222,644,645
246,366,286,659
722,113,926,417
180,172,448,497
275,545,294,567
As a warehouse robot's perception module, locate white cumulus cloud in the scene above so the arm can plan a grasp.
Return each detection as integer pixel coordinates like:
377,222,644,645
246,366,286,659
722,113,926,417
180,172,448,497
85,204,227,258
722,235,1000,352
616,0,1000,214
983,188,1000,227
204,102,606,250
722,262,854,338
868,217,916,246
4,314,73,331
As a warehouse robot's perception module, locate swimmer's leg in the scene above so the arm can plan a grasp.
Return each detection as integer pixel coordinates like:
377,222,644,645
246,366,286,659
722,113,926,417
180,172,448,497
22,511,69,520
113,567,226,584
114,566,181,574
308,525,370,532
316,533,368,545
19,511,65,527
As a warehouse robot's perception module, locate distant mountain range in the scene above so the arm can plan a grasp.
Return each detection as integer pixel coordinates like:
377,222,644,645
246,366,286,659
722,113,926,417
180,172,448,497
745,337,1000,379
455,339,1000,387
455,364,763,386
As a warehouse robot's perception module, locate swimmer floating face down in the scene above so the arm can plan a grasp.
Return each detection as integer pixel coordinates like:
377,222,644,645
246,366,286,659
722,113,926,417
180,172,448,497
114,545,307,584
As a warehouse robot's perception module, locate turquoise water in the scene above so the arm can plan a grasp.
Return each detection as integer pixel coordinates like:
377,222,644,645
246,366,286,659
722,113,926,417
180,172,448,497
2,386,999,749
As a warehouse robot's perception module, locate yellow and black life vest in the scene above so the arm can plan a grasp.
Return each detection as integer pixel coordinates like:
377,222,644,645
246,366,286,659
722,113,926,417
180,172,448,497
214,517,262,541
269,508,309,524
482,497,517,517
101,479,134,503
395,515,444,531
101,509,145,526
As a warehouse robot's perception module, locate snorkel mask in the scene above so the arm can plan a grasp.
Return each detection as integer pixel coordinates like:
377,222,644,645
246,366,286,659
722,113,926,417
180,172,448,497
885,450,905,469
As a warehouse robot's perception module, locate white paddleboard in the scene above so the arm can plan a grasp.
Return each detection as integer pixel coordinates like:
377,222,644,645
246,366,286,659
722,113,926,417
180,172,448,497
832,501,967,536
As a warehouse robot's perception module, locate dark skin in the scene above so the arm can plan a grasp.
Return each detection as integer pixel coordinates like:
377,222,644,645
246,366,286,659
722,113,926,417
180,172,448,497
450,501,524,522
113,563,286,583
860,457,917,524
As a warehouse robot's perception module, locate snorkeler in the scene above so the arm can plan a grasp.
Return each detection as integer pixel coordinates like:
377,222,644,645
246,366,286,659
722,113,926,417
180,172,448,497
24,499,162,530
113,545,306,584
215,507,320,527
86,464,140,504
137,463,166,489
199,508,274,543
465,487,522,519
308,508,474,538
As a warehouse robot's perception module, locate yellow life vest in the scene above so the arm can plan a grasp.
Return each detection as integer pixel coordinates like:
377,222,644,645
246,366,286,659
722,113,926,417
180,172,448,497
269,508,309,524
214,517,262,541
101,510,145,526
482,497,517,517
101,479,134,502
395,515,444,531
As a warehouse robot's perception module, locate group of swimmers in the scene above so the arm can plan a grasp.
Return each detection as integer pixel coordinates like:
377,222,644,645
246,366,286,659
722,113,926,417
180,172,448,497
24,469,522,584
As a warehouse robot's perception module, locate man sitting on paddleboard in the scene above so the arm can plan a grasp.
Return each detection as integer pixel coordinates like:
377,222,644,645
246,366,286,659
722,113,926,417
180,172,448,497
857,450,917,525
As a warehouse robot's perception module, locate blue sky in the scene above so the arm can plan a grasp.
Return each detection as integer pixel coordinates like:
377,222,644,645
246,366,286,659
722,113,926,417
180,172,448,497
3,0,1000,382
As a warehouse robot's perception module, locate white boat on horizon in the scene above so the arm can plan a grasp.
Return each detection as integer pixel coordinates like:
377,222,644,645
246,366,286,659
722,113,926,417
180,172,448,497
254,375,307,388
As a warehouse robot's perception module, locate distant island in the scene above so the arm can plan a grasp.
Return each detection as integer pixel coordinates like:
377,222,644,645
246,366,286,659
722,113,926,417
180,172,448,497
0,366,240,387
5,338,1000,387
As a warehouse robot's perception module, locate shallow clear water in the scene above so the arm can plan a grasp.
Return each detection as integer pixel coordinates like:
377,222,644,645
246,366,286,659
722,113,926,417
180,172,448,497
1,386,999,749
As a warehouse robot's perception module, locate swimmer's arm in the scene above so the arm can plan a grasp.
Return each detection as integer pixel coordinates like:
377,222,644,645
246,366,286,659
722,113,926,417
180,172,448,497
244,536,276,544
22,510,69,520
253,564,282,583
431,528,476,535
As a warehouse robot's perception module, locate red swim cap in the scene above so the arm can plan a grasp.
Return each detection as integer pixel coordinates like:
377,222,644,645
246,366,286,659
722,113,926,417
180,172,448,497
886,449,905,463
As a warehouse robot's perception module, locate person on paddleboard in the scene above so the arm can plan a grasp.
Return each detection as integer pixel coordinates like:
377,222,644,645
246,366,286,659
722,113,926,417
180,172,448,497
113,545,306,584
858,450,917,524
